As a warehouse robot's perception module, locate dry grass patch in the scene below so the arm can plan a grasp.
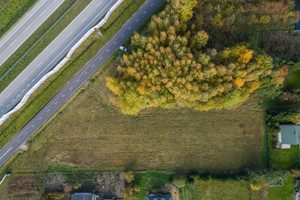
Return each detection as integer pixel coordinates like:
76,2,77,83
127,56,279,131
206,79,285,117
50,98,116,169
10,64,265,172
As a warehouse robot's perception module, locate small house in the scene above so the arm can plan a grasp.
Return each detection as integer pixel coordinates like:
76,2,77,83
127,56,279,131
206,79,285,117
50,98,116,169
71,193,100,200
147,194,172,200
277,125,300,149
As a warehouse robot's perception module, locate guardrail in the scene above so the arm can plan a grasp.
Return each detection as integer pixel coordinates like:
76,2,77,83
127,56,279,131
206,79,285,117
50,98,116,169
0,0,124,126
0,173,11,186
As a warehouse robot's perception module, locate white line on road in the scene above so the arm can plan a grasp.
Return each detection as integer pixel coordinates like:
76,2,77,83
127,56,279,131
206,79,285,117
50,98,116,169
17,139,20,142
106,49,110,53
76,79,80,83
143,11,146,14
136,18,139,22
47,109,50,113
128,26,132,30
39,117,42,121
121,33,124,37
66,32,73,38
21,77,28,83
24,25,32,32
113,41,117,45
69,87,73,90
151,3,154,7
7,92,12,98
62,94,65,97
84,71,87,75
31,124,35,128
0,147,12,159
9,40,16,47
54,101,58,105
50,47,58,54
98,56,102,60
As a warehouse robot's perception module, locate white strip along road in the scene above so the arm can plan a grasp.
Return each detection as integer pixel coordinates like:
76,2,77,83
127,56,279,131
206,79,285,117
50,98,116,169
0,0,65,67
0,0,117,118
0,0,163,168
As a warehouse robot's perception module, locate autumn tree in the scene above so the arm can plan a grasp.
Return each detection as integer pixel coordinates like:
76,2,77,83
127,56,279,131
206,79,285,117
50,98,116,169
106,0,285,115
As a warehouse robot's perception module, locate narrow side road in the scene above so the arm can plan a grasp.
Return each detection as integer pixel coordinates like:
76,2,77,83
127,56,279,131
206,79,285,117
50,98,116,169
0,0,164,168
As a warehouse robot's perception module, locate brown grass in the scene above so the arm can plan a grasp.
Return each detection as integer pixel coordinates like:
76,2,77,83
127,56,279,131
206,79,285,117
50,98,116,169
9,62,265,173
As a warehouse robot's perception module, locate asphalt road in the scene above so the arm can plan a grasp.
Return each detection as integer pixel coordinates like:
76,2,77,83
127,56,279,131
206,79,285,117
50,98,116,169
0,0,163,168
0,0,65,67
0,0,117,118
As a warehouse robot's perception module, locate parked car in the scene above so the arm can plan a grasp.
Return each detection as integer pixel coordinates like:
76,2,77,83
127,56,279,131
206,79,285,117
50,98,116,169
119,46,127,52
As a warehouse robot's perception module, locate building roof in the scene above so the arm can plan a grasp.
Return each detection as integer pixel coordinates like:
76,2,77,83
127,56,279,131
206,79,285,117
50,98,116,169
147,195,172,200
71,193,99,200
280,125,300,145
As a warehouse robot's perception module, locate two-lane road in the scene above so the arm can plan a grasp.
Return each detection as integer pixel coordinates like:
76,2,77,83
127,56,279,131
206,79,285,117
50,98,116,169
0,0,65,67
0,0,164,168
0,0,117,118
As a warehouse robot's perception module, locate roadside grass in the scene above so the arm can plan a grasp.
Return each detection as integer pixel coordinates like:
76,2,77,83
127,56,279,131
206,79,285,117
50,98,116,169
0,0,38,39
8,54,265,172
0,0,146,150
0,0,91,92
0,0,10,9
181,178,249,200
134,173,171,200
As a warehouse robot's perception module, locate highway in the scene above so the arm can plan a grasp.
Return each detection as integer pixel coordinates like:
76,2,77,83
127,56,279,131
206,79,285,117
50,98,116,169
0,0,164,168
0,0,65,67
0,0,117,118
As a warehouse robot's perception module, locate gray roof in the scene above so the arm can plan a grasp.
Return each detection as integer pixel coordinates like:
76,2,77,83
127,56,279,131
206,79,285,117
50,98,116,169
280,125,300,145
147,195,172,200
71,193,99,200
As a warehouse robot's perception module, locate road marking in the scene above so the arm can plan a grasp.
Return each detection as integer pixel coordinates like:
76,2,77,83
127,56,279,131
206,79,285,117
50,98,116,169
136,18,139,22
98,56,102,60
151,3,154,7
92,64,95,68
54,101,58,105
8,40,16,47
17,139,20,142
26,84,30,88
7,92,12,98
121,34,124,38
1,109,4,113
113,41,117,45
62,94,65,97
106,49,110,53
82,16,88,22
128,26,132,30
21,77,27,83
6,104,9,108
50,47,57,54
31,124,35,128
47,109,50,113
66,32,73,38
39,9,47,17
76,79,80,83
24,131,27,135
12,99,15,103
24,25,31,32
39,117,42,121
69,86,73,90
84,71,87,75
143,11,146,14
0,147,12,159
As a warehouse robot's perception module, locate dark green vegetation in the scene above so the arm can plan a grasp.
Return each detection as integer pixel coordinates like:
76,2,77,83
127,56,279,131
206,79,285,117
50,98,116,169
0,0,92,93
0,0,38,39
0,0,146,149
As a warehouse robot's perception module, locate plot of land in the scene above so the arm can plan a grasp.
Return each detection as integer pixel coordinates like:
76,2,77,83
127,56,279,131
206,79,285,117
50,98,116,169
8,63,265,173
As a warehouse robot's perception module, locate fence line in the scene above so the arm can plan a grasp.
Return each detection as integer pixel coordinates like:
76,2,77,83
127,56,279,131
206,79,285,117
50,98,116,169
0,0,124,125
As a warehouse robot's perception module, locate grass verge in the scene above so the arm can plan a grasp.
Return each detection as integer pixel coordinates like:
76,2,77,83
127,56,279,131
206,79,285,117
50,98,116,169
0,0,92,92
0,0,146,150
0,0,38,39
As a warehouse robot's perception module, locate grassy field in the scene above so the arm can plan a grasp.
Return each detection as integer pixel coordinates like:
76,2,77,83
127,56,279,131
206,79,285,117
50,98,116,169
7,56,265,172
181,178,250,200
269,144,299,169
0,0,91,92
0,0,38,39
134,173,172,200
0,0,146,150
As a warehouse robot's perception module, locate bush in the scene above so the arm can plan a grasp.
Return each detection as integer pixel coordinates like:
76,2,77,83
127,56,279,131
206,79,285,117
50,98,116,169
172,175,186,189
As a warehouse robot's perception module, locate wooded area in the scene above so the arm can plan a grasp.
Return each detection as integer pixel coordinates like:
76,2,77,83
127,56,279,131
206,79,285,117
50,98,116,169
106,0,297,115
